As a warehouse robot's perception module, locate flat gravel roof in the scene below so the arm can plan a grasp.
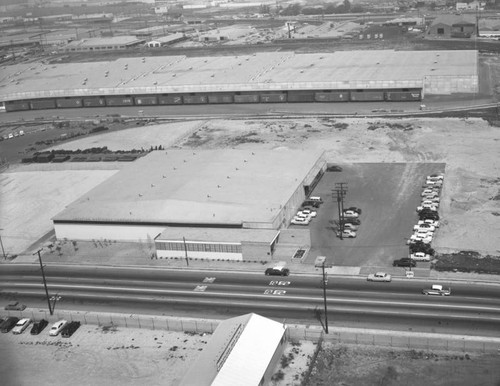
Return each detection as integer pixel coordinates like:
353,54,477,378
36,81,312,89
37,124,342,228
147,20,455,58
53,149,323,226
0,50,478,101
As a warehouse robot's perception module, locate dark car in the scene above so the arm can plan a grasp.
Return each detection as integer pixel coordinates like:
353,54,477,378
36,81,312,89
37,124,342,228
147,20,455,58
302,200,320,208
393,258,417,268
30,319,49,335
410,242,435,255
419,211,439,221
345,207,362,214
265,267,290,276
0,317,19,333
4,301,26,311
340,218,361,226
61,321,81,338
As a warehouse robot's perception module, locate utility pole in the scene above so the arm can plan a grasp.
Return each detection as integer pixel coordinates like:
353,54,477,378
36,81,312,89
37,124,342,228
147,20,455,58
34,248,53,315
332,182,348,239
321,261,329,334
183,237,189,267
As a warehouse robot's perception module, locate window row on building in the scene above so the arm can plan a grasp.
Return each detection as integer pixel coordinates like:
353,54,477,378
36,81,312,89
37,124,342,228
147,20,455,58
156,241,242,254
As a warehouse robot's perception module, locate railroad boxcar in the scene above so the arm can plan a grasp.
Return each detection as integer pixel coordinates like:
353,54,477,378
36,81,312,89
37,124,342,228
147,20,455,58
287,91,316,103
350,90,385,102
56,98,83,108
104,96,134,106
385,90,422,101
134,96,158,105
234,94,260,103
314,91,349,102
183,95,208,104
260,93,287,103
30,99,57,110
208,94,234,104
158,95,183,105
83,97,106,107
4,100,31,112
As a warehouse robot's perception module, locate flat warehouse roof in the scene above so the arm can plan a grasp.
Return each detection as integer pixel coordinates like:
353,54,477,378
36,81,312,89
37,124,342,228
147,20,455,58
53,149,323,226
0,50,478,101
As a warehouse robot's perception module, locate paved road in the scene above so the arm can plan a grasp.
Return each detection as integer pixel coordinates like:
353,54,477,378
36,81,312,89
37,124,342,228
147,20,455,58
1,264,499,337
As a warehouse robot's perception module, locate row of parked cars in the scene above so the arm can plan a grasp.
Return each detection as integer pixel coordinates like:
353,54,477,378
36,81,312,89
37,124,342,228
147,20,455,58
0,316,80,337
291,196,323,226
337,207,362,238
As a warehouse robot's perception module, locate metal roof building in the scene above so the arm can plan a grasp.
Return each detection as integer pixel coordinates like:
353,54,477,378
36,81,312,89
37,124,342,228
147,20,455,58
0,50,478,103
180,313,287,386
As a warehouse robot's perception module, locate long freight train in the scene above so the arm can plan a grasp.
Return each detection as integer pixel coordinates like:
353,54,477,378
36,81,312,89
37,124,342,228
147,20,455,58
3,89,422,112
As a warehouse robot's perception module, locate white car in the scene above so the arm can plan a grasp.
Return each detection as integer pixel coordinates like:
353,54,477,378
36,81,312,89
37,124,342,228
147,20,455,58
299,209,317,218
49,320,68,336
422,195,440,202
422,199,439,207
427,174,444,181
413,223,436,232
367,272,391,282
422,284,451,296
342,210,359,218
410,252,432,262
417,203,438,212
421,189,439,197
338,229,356,238
296,212,312,220
418,219,439,228
425,179,443,187
12,318,31,334
291,216,310,225
342,223,358,231
408,233,432,244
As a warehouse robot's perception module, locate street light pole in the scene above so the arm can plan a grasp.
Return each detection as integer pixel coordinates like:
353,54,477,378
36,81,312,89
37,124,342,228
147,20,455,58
322,262,329,334
34,248,53,315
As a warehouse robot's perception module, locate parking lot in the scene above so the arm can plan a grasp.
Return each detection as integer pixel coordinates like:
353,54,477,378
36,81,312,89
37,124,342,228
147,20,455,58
302,162,445,270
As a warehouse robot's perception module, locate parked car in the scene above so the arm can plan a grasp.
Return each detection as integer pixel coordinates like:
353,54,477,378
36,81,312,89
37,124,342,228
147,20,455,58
12,318,31,334
299,209,317,218
291,216,310,225
265,266,290,276
427,174,444,181
409,242,435,256
337,230,356,238
410,252,432,262
393,258,417,267
419,211,440,221
424,179,443,187
421,189,439,197
296,212,313,220
4,301,26,311
422,196,440,203
407,232,432,244
341,218,361,226
413,223,436,232
61,321,81,338
417,204,437,212
342,210,359,218
345,207,362,214
417,219,440,228
422,199,439,206
30,319,48,335
0,317,19,333
422,284,451,296
367,272,391,282
49,320,68,336
342,223,358,231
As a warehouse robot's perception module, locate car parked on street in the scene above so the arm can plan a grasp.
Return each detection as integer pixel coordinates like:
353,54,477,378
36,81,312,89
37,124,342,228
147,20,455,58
337,229,356,238
30,319,48,335
61,321,81,338
12,318,31,334
410,252,432,262
393,258,417,267
265,266,290,276
0,317,19,333
367,272,392,282
4,301,26,311
49,320,68,336
422,284,451,296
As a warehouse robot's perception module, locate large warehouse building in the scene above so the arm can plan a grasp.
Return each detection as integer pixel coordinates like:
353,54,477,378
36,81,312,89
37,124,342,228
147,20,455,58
1,50,478,111
53,149,325,261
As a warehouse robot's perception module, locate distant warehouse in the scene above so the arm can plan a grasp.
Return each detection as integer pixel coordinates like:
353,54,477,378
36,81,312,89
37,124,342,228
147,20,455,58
0,50,478,111
63,36,146,52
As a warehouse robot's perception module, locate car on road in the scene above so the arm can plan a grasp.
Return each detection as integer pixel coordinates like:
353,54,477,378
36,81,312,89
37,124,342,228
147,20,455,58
49,320,68,336
367,272,392,282
4,301,26,311
337,230,356,238
265,266,290,276
30,319,48,335
393,258,417,267
61,321,81,338
299,209,317,218
410,252,432,262
422,284,451,296
413,223,436,232
345,207,362,215
12,318,31,334
342,223,358,231
291,216,310,225
0,317,19,333
342,210,359,218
